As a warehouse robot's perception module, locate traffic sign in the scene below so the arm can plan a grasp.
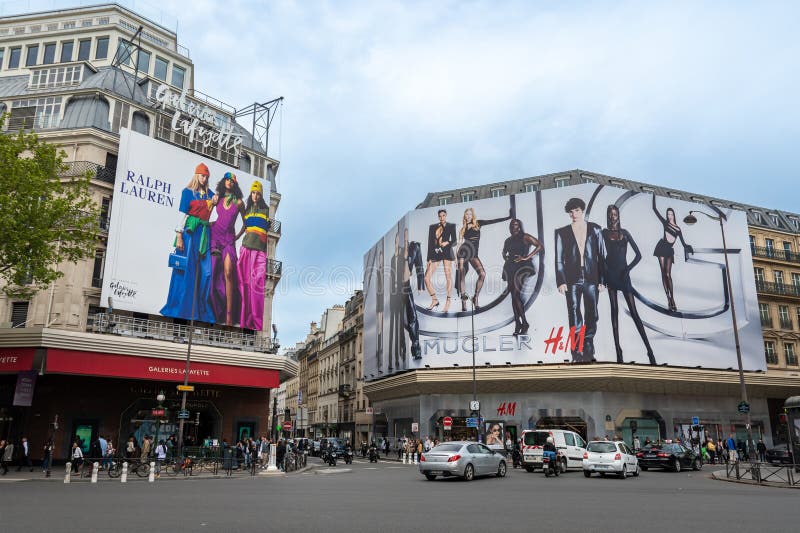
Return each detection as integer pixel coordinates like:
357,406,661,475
365,407,374,415
738,401,750,414
411,422,419,433
692,416,699,426
177,410,191,419
177,385,194,392
151,408,165,417
466,417,478,428
443,416,453,430
282,420,293,431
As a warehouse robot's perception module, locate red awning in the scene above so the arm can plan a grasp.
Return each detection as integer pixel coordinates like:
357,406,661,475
0,347,36,373
45,348,278,389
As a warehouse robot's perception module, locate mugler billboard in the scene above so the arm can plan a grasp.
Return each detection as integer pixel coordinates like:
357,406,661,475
362,183,764,381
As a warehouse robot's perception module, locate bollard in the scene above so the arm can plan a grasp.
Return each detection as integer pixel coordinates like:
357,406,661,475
91,462,99,483
64,462,72,483
402,452,407,464
121,461,128,483
148,461,155,482
413,453,418,465
267,443,278,472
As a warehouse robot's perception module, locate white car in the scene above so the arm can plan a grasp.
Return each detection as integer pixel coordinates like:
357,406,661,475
582,440,639,478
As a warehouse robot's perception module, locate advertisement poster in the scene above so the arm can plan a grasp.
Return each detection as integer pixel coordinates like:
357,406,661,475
102,129,270,329
363,184,764,380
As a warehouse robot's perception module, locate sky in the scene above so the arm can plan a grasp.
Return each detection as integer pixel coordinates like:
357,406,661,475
6,0,800,349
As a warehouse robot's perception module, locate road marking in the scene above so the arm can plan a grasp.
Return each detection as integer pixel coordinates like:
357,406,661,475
364,467,378,470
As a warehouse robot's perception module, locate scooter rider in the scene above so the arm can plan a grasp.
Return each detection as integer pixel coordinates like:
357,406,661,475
543,435,558,474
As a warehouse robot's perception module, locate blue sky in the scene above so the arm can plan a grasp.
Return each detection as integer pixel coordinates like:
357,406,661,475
8,1,800,348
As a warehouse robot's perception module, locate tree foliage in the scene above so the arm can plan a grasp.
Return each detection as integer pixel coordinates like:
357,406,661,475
0,115,99,298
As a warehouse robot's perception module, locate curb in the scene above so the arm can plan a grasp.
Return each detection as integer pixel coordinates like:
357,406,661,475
710,469,800,490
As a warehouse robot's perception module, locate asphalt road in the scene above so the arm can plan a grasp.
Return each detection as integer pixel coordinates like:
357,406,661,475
0,457,796,533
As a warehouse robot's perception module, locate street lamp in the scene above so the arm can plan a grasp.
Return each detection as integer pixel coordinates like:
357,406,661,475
154,390,165,449
684,210,754,460
470,297,482,443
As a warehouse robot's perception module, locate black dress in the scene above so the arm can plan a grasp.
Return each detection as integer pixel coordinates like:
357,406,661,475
602,228,640,293
457,217,511,261
502,236,536,284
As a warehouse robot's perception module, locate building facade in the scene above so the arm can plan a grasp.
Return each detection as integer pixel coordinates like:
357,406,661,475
364,169,800,448
0,4,294,458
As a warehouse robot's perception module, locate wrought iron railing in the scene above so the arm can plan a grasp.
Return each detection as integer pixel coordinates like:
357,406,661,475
62,161,117,184
755,280,800,297
780,318,794,330
765,353,778,365
752,246,800,264
760,316,773,328
90,313,279,353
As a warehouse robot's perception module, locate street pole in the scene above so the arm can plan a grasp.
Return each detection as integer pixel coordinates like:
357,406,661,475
177,262,201,458
271,396,278,442
471,297,480,443
686,210,754,460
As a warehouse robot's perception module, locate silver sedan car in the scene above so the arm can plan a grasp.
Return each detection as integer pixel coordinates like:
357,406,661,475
419,441,507,481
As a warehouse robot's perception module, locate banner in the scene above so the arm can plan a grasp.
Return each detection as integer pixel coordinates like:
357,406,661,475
362,183,764,380
13,370,37,406
102,129,271,329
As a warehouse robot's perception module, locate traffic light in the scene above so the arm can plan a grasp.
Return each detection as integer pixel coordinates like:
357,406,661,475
778,413,788,425
284,408,291,421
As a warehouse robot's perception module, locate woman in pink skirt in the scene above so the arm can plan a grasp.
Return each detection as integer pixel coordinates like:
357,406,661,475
237,180,269,330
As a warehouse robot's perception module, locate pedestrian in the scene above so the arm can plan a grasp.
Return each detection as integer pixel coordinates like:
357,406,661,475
125,436,136,459
42,437,54,477
726,433,737,464
0,440,11,475
633,435,641,451
155,440,167,477
756,439,767,463
140,435,152,461
71,441,83,473
16,436,33,472
706,439,716,464
644,436,652,447
103,437,114,471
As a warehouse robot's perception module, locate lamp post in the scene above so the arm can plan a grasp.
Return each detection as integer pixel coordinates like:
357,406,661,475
471,297,481,443
177,263,201,457
154,390,165,449
684,210,754,460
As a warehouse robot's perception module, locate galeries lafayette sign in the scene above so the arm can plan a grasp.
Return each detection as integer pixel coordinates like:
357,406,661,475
153,84,243,156
45,348,278,388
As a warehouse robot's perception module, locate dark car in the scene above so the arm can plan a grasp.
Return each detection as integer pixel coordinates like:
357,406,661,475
766,444,795,465
636,443,701,472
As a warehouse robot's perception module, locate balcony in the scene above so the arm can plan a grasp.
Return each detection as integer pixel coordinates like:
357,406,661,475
780,319,794,330
766,352,779,365
760,316,773,328
91,313,279,353
755,280,800,298
62,161,116,185
752,246,800,264
787,354,798,366
267,259,282,280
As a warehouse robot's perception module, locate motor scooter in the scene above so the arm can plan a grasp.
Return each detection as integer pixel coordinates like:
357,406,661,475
368,446,379,463
344,449,353,465
326,449,337,467
543,450,560,477
512,447,522,469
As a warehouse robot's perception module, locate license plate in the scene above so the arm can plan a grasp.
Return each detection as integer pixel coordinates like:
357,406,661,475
595,465,608,469
428,470,443,475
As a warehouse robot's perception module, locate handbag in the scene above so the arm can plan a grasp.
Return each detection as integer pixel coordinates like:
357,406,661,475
168,252,187,271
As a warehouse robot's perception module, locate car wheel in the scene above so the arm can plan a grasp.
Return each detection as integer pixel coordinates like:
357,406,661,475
425,474,436,481
692,459,701,471
497,461,507,478
619,465,627,479
463,464,474,481
525,466,534,473
673,458,681,473
633,464,640,477
560,457,568,474
583,470,591,478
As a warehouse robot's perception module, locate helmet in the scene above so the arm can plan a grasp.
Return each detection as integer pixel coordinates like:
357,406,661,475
546,436,554,444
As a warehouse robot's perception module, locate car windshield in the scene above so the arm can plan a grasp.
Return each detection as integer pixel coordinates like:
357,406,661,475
523,432,550,446
587,442,617,453
664,444,683,453
432,444,462,453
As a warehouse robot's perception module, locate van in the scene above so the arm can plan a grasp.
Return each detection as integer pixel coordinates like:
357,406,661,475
520,429,587,472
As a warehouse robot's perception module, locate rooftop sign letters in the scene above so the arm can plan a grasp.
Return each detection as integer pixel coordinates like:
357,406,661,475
154,83,243,157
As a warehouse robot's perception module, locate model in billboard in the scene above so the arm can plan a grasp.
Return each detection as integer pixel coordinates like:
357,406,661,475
237,180,269,330
403,227,424,359
209,172,245,326
160,163,216,322
652,195,693,312
456,207,512,311
389,228,405,369
373,240,385,370
602,205,655,364
502,219,543,335
555,197,606,362
424,209,457,312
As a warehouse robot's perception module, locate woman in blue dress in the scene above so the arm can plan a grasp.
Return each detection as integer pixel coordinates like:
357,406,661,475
160,163,216,322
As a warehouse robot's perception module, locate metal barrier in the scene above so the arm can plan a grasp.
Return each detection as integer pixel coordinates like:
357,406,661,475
722,461,800,486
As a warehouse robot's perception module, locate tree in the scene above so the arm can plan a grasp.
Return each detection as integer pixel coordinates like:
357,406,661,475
0,115,99,298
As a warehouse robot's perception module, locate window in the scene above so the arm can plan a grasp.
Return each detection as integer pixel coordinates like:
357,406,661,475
154,56,168,81
136,49,150,73
25,44,39,66
63,20,76,29
95,37,109,60
77,39,91,61
641,186,655,193
765,239,774,256
91,251,104,288
29,65,84,89
172,65,185,89
0,48,4,69
524,182,538,193
11,301,29,328
99,197,110,230
114,40,133,66
765,341,777,365
564,433,575,446
791,218,799,229
752,211,762,223
131,111,149,135
770,213,780,225
582,175,595,183
783,241,792,260
239,154,251,173
779,306,792,329
555,177,570,188
668,192,682,199
111,101,130,133
793,273,800,288
775,270,784,286
43,43,56,64
491,187,505,198
461,192,475,202
785,343,797,366
759,303,771,327
438,196,451,206
754,268,765,282
82,19,93,28
10,97,62,129
749,235,755,254
60,41,74,62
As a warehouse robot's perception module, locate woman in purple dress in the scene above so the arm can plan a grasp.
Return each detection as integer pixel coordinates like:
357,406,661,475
209,172,245,325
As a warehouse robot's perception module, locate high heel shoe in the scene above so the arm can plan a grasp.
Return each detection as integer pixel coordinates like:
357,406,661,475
426,297,440,311
442,297,452,313
461,294,469,312
519,322,529,335
471,295,480,311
